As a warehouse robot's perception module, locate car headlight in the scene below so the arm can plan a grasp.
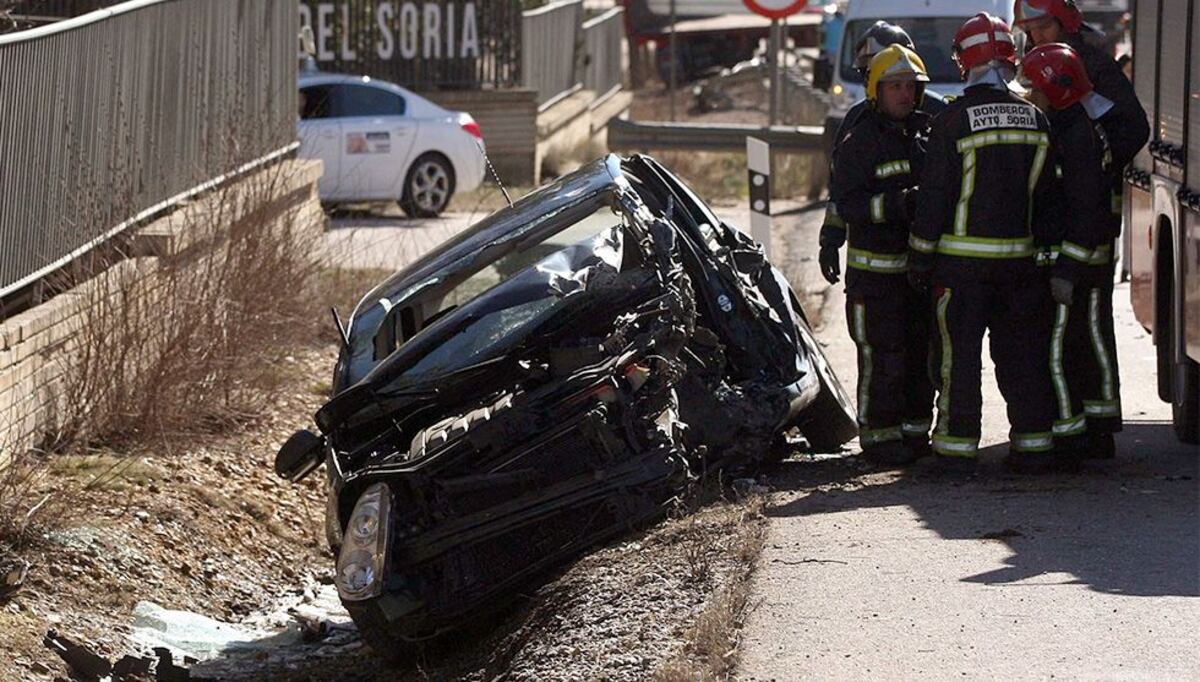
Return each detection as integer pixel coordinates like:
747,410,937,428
829,82,859,115
335,482,391,601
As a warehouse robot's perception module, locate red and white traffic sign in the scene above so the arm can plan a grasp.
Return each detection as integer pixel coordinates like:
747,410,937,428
742,0,807,19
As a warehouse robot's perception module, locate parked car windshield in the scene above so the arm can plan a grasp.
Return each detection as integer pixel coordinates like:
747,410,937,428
343,202,627,386
838,17,964,83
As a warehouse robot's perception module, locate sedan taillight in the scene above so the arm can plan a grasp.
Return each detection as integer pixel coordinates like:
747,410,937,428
459,114,483,140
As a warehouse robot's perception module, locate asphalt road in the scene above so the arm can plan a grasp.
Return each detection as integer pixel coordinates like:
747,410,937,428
739,208,1200,680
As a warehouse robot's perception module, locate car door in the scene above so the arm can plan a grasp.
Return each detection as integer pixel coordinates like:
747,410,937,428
331,84,418,201
298,85,343,199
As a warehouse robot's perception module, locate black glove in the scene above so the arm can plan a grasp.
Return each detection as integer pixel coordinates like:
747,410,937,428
1050,276,1074,307
818,224,846,285
907,263,931,293
819,223,846,249
819,246,841,284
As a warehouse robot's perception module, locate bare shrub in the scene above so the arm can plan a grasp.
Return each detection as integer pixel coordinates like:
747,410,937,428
49,160,324,448
0,453,65,553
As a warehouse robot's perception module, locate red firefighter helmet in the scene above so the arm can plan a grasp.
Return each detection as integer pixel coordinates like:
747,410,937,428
1013,0,1084,34
1020,43,1093,109
952,13,1018,78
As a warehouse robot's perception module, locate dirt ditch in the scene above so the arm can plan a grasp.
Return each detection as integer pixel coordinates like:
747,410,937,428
0,332,775,680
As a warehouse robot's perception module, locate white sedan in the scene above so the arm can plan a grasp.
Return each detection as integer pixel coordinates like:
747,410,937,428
298,72,487,217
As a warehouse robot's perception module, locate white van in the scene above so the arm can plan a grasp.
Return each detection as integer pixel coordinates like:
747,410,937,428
824,0,1016,143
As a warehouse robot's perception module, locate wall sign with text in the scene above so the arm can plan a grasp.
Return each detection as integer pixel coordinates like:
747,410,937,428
298,0,522,90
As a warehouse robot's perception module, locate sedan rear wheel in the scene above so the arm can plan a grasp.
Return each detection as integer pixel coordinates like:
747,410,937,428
401,154,455,218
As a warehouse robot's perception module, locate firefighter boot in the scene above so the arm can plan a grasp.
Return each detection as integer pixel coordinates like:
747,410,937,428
903,435,933,460
1004,448,1081,475
863,440,921,467
915,454,977,478
1085,432,1117,459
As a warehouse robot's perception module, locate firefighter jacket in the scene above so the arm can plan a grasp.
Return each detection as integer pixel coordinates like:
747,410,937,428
830,107,930,292
1067,31,1149,172
833,91,947,164
822,91,946,244
909,84,1056,283
1041,103,1116,286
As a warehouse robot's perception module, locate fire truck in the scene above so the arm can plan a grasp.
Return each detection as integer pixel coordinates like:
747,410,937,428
1124,0,1199,443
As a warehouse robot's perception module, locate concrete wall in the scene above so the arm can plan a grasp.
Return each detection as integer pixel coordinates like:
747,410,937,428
0,159,324,468
425,86,633,188
424,89,540,186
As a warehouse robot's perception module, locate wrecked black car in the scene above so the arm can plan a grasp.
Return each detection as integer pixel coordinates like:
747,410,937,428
275,155,856,651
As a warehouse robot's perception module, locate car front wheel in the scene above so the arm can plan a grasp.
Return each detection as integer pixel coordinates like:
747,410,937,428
401,153,455,218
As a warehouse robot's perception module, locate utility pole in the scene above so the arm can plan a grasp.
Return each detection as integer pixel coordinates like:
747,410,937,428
669,0,677,121
768,18,781,125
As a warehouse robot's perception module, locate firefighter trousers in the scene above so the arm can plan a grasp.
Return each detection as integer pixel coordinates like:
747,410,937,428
1050,277,1123,438
930,277,1057,457
846,286,935,449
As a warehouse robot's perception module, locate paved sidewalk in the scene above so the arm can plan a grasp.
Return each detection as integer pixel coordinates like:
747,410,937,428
739,260,1200,680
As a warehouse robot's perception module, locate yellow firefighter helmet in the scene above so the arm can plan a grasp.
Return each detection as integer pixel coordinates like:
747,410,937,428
866,44,931,103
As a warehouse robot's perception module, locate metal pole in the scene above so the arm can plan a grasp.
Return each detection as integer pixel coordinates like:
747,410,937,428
768,18,780,125
669,0,677,121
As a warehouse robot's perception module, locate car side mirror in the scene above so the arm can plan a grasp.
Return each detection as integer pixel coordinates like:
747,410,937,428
275,430,325,482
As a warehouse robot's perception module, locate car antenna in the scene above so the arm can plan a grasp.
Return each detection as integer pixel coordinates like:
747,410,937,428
330,307,350,349
474,139,513,209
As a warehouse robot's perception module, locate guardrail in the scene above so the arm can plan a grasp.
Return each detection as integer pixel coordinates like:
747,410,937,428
522,0,584,109
582,7,624,104
607,119,824,153
0,0,298,300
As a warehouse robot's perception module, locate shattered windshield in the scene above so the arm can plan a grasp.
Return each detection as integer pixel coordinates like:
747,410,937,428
399,232,623,382
343,201,628,387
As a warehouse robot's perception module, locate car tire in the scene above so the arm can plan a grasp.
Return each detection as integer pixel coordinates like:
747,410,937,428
346,600,442,664
1169,290,1200,444
792,310,858,452
400,153,455,218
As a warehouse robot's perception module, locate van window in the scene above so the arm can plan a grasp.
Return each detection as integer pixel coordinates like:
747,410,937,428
838,17,965,83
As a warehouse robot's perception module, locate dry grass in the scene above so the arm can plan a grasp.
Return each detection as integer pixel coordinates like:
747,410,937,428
0,455,65,552
0,159,325,553
653,492,768,682
627,82,825,203
542,137,609,180
48,161,323,449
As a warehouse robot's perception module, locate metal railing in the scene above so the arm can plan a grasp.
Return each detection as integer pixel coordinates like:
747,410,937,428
607,119,824,152
582,7,624,104
0,0,299,300
522,0,584,109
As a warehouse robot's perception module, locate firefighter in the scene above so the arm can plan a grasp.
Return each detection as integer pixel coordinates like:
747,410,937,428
1013,0,1147,171
829,45,935,465
819,22,947,286
1021,43,1122,458
1014,0,1147,457
908,13,1065,475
